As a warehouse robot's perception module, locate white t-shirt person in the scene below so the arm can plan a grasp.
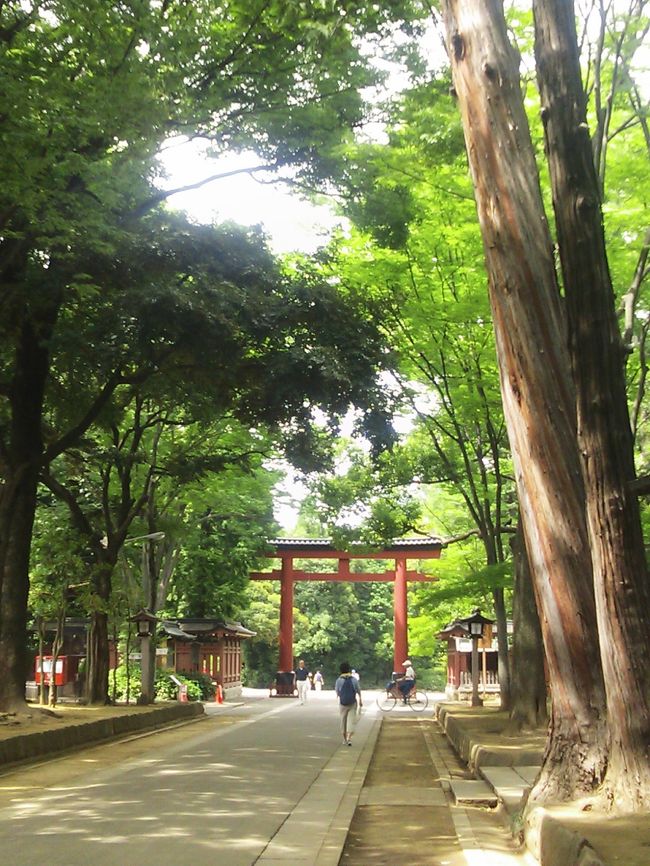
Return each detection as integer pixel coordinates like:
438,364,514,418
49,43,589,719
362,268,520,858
398,659,416,700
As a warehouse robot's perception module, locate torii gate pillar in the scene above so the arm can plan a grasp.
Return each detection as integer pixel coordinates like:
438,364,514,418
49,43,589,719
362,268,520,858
393,558,408,674
279,555,294,672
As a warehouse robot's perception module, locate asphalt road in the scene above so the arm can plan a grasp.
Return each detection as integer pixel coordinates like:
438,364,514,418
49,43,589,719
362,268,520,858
0,690,356,866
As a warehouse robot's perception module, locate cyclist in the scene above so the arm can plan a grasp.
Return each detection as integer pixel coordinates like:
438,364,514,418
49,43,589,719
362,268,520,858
397,659,416,703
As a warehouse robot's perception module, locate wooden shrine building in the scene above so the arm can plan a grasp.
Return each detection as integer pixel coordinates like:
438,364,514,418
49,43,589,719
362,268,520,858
436,617,509,700
250,537,443,694
159,618,255,698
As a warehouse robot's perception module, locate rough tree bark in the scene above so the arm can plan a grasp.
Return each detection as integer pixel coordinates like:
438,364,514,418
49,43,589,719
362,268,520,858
141,528,179,703
533,0,650,810
492,586,511,710
509,523,548,730
0,312,56,712
440,0,608,801
87,615,110,705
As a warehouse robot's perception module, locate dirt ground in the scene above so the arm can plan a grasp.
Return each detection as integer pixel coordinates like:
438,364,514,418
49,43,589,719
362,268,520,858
341,718,466,866
340,716,529,866
0,702,166,741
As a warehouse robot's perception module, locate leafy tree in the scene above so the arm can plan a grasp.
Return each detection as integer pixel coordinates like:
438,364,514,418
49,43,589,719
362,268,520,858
170,454,280,619
42,209,397,703
0,0,428,711
239,581,282,687
299,67,521,703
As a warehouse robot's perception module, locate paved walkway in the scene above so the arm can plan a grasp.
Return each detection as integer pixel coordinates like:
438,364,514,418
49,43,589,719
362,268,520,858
341,711,535,865
0,690,377,866
0,690,536,865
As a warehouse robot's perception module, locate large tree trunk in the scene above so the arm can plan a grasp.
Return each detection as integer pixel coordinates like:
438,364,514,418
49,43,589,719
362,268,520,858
86,564,113,704
0,472,38,711
87,610,111,705
141,528,179,703
0,319,52,712
509,523,548,730
440,0,608,802
492,586,511,710
533,0,650,810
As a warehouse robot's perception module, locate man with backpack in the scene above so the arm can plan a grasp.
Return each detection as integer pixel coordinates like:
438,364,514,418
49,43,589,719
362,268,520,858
335,661,362,746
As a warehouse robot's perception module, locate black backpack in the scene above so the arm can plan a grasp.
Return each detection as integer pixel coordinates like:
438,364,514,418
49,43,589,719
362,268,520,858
339,675,357,706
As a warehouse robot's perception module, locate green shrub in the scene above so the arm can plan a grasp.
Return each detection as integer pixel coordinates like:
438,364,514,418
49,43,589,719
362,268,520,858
109,663,141,703
412,660,447,692
154,669,178,701
109,664,213,702
176,671,215,701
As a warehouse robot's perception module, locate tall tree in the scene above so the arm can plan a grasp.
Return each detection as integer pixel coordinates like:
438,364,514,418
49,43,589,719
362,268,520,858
440,0,609,802
533,0,650,808
438,0,650,810
318,94,520,705
40,211,395,703
508,522,548,730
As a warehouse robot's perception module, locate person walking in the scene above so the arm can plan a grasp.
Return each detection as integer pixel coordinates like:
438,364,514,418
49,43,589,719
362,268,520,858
295,659,311,704
335,661,362,746
313,670,324,691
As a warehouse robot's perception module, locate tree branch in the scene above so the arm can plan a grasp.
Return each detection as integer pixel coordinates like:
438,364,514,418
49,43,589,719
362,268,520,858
43,371,123,465
129,164,277,219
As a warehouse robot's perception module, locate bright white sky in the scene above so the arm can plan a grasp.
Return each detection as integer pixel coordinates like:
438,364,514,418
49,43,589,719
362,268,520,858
159,139,345,255
159,142,350,530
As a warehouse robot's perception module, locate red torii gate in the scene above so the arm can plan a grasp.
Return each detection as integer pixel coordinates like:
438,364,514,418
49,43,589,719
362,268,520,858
249,537,443,690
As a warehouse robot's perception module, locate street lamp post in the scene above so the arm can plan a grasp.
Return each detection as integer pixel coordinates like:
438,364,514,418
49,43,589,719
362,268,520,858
130,608,158,705
458,608,495,708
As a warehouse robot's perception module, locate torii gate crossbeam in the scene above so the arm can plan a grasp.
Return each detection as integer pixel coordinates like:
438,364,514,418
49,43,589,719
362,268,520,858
250,537,443,692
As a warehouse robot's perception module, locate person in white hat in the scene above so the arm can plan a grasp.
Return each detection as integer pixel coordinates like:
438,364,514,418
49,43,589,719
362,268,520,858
398,659,416,702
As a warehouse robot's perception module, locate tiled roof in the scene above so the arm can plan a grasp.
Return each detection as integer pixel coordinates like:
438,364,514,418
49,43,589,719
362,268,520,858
268,536,443,551
159,619,256,639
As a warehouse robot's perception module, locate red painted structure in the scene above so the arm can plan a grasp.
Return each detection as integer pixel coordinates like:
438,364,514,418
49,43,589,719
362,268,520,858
28,617,254,701
250,537,443,690
436,619,504,699
159,618,255,696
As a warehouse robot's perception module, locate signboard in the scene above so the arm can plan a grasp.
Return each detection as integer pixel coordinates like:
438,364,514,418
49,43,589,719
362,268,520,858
34,656,65,685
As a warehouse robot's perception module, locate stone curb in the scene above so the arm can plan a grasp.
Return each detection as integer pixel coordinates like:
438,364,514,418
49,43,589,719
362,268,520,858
435,704,543,771
434,703,609,866
0,702,205,769
524,807,608,866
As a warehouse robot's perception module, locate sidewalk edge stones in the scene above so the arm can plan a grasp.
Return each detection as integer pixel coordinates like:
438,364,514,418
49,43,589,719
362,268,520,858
434,703,610,866
0,702,205,769
524,807,608,866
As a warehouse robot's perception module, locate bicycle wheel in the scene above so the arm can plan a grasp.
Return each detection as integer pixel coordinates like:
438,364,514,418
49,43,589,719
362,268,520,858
407,690,428,712
376,691,397,711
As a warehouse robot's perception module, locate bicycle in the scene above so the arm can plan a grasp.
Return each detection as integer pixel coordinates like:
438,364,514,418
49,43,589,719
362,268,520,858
376,681,428,712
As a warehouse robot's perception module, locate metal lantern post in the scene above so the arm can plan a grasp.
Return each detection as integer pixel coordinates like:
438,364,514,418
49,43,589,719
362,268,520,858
130,608,158,705
469,618,483,707
458,608,495,708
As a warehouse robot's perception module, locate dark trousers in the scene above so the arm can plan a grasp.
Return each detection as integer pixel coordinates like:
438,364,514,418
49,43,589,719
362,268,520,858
398,679,414,699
